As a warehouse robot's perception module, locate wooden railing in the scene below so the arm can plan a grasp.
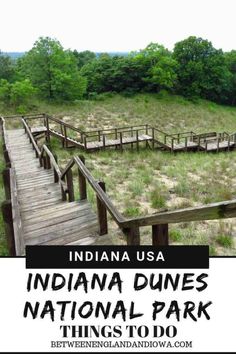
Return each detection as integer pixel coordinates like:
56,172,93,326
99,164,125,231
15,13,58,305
0,117,25,255
24,114,85,147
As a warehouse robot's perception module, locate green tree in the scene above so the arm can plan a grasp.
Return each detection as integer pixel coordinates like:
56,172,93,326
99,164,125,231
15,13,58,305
133,43,177,91
80,53,115,93
73,50,96,69
0,79,11,104
18,37,87,100
0,52,15,81
224,50,236,105
173,36,231,102
81,45,177,95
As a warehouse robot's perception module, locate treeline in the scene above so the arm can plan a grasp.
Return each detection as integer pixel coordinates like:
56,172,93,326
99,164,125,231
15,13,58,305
1,36,236,112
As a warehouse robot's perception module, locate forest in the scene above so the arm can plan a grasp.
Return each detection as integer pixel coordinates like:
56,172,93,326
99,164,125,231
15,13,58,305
1,35,236,113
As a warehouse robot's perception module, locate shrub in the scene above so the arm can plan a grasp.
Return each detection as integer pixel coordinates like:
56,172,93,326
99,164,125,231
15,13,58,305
10,79,36,107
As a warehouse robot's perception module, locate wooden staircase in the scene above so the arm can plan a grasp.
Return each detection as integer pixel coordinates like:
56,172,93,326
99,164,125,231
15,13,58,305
6,128,109,253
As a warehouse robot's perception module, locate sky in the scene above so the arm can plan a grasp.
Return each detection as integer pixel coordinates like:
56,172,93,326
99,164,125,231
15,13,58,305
1,0,236,53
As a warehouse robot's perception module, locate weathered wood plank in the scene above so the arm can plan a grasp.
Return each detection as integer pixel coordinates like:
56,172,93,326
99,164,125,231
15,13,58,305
25,214,98,244
20,197,63,210
22,200,88,221
38,222,98,245
24,206,93,232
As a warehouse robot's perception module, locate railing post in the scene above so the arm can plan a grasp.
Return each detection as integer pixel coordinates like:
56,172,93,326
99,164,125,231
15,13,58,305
66,169,74,202
152,127,155,149
115,128,118,150
61,124,65,147
84,136,87,151
46,155,51,169
197,136,200,151
185,137,188,151
120,132,123,151
131,127,134,150
145,127,149,148
45,114,50,144
171,138,174,152
217,138,219,153
103,134,106,150
64,126,68,148
228,137,230,151
1,200,16,256
136,130,139,151
78,155,87,200
124,225,140,245
152,224,169,246
43,156,47,169
61,185,67,201
2,168,11,200
131,127,134,137
53,154,59,183
97,181,108,235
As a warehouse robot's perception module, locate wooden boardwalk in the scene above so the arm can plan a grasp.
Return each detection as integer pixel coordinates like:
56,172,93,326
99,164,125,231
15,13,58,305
24,115,236,153
5,128,110,254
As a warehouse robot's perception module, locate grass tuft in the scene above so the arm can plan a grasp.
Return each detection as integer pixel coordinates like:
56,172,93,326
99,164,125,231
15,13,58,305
169,229,183,242
150,187,167,209
216,235,234,248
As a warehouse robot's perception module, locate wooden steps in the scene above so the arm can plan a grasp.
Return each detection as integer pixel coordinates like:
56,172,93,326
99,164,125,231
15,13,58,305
5,129,111,254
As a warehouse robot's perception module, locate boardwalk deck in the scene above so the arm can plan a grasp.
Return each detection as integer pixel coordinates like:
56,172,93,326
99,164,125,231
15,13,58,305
204,141,235,151
170,141,199,151
6,129,110,254
31,126,47,135
86,134,152,150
